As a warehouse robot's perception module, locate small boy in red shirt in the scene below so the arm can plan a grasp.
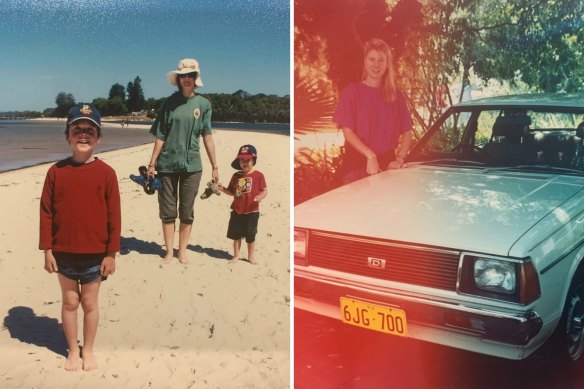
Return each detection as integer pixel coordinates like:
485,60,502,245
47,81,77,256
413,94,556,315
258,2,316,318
39,105,121,371
219,144,267,264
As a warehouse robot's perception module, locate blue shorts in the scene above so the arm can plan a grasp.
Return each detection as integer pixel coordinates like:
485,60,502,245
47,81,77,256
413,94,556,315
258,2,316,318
227,211,260,243
54,252,106,285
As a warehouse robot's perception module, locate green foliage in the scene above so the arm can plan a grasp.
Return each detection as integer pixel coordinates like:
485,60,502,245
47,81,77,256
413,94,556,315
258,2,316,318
108,83,126,101
144,98,163,118
54,92,76,117
0,110,42,118
92,96,128,116
47,82,288,123
294,145,343,205
470,0,584,93
127,76,146,112
204,91,290,123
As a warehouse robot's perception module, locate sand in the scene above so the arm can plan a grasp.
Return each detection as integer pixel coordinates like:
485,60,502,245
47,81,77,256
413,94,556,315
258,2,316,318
0,126,290,389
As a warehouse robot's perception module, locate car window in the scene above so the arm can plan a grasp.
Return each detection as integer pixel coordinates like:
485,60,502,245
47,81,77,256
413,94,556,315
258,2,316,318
530,111,584,130
419,111,472,154
411,107,584,174
475,110,499,147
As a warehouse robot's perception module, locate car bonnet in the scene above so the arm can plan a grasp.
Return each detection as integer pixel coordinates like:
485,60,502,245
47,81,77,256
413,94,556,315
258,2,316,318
294,165,584,256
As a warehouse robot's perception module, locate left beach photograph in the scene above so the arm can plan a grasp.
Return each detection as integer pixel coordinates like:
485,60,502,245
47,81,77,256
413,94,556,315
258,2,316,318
0,1,290,388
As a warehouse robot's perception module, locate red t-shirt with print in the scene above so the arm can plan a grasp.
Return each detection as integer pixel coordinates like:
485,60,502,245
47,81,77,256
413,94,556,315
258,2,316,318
228,170,267,214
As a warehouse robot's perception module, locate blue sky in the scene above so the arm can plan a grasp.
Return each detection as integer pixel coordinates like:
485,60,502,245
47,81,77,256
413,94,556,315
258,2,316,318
0,0,290,111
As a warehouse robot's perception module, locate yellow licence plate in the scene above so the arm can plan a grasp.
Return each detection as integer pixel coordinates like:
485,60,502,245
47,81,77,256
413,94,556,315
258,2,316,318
340,297,407,337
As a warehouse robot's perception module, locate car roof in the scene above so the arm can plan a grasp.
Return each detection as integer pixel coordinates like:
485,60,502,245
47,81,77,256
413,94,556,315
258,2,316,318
453,93,584,111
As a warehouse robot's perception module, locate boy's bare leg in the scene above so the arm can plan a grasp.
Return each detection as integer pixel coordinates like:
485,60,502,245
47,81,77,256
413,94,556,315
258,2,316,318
80,278,102,371
177,222,192,264
58,274,82,371
229,239,242,264
247,241,257,264
161,222,175,264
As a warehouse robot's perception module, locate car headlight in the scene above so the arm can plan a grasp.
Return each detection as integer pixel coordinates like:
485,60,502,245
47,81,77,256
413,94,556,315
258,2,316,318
474,258,516,294
459,254,540,304
294,228,307,265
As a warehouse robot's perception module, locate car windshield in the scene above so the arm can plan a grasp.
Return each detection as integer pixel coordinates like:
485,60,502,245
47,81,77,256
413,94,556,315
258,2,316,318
408,106,584,175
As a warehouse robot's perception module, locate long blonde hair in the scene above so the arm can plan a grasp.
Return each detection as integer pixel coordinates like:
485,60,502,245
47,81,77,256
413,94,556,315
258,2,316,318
361,38,396,103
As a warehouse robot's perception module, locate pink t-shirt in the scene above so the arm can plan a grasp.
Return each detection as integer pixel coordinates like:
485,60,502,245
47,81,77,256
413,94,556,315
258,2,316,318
333,82,413,181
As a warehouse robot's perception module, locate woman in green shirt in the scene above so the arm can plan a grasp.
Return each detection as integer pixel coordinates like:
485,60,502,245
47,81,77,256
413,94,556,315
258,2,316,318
148,58,219,265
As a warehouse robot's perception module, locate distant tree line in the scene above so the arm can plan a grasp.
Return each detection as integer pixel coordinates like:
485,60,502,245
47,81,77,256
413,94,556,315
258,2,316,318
0,110,44,118
8,76,290,124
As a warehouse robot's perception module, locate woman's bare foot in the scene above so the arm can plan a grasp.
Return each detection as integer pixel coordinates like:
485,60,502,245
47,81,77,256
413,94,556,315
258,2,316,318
64,348,82,371
82,349,98,371
177,251,189,264
228,256,239,264
161,254,174,264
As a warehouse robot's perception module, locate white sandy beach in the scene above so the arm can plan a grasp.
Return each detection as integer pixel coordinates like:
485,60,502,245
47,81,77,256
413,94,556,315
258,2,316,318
0,125,290,388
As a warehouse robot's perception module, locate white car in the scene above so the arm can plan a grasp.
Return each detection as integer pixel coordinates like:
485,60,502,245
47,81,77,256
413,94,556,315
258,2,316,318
294,93,584,360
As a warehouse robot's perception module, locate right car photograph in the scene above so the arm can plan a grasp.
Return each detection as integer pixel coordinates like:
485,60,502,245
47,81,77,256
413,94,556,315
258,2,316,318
295,93,584,362
293,0,584,387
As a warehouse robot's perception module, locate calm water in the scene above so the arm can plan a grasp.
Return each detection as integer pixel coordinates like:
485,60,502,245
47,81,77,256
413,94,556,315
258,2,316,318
0,120,289,172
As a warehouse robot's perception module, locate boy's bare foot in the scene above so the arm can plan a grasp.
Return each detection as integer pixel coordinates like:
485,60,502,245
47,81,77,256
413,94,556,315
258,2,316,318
161,255,174,264
178,251,189,264
228,256,239,264
248,257,257,265
64,349,82,371
82,349,98,371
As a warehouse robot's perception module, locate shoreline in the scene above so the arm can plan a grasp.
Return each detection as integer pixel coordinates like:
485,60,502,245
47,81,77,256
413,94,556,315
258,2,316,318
0,122,289,174
29,116,291,127
0,129,290,388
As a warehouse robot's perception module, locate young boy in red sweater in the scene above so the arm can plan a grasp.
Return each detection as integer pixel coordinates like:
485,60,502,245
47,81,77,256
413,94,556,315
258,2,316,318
39,105,121,371
219,144,267,264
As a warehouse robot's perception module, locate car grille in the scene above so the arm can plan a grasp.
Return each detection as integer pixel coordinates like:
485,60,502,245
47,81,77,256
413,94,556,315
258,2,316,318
307,230,461,291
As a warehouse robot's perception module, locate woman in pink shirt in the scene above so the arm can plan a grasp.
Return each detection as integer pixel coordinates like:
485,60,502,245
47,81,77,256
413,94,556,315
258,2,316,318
333,38,414,183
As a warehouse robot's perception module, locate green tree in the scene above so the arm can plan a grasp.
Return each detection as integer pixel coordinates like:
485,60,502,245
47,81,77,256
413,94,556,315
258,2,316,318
205,92,289,123
108,83,126,101
471,0,584,93
127,76,146,112
54,92,76,117
144,97,165,118
92,96,127,116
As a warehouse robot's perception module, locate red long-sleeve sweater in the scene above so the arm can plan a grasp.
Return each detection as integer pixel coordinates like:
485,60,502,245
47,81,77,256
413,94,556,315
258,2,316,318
39,158,121,254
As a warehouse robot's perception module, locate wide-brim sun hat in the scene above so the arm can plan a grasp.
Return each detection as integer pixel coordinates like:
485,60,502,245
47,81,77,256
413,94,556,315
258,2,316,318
166,58,204,87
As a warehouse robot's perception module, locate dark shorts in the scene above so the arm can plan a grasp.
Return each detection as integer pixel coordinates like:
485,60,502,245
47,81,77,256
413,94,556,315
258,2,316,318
227,211,260,243
54,252,106,285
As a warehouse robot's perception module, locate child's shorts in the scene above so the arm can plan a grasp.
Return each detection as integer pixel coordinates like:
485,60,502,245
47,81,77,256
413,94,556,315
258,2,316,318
227,211,260,243
54,252,107,285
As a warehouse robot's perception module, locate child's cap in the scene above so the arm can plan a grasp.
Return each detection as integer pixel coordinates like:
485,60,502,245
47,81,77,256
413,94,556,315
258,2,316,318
231,144,257,169
67,104,101,128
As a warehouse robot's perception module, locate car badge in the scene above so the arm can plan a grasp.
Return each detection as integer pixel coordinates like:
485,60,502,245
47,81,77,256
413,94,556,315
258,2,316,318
368,257,386,269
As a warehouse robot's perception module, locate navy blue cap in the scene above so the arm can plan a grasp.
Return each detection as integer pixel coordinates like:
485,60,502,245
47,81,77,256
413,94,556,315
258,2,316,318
231,144,257,169
67,104,101,128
